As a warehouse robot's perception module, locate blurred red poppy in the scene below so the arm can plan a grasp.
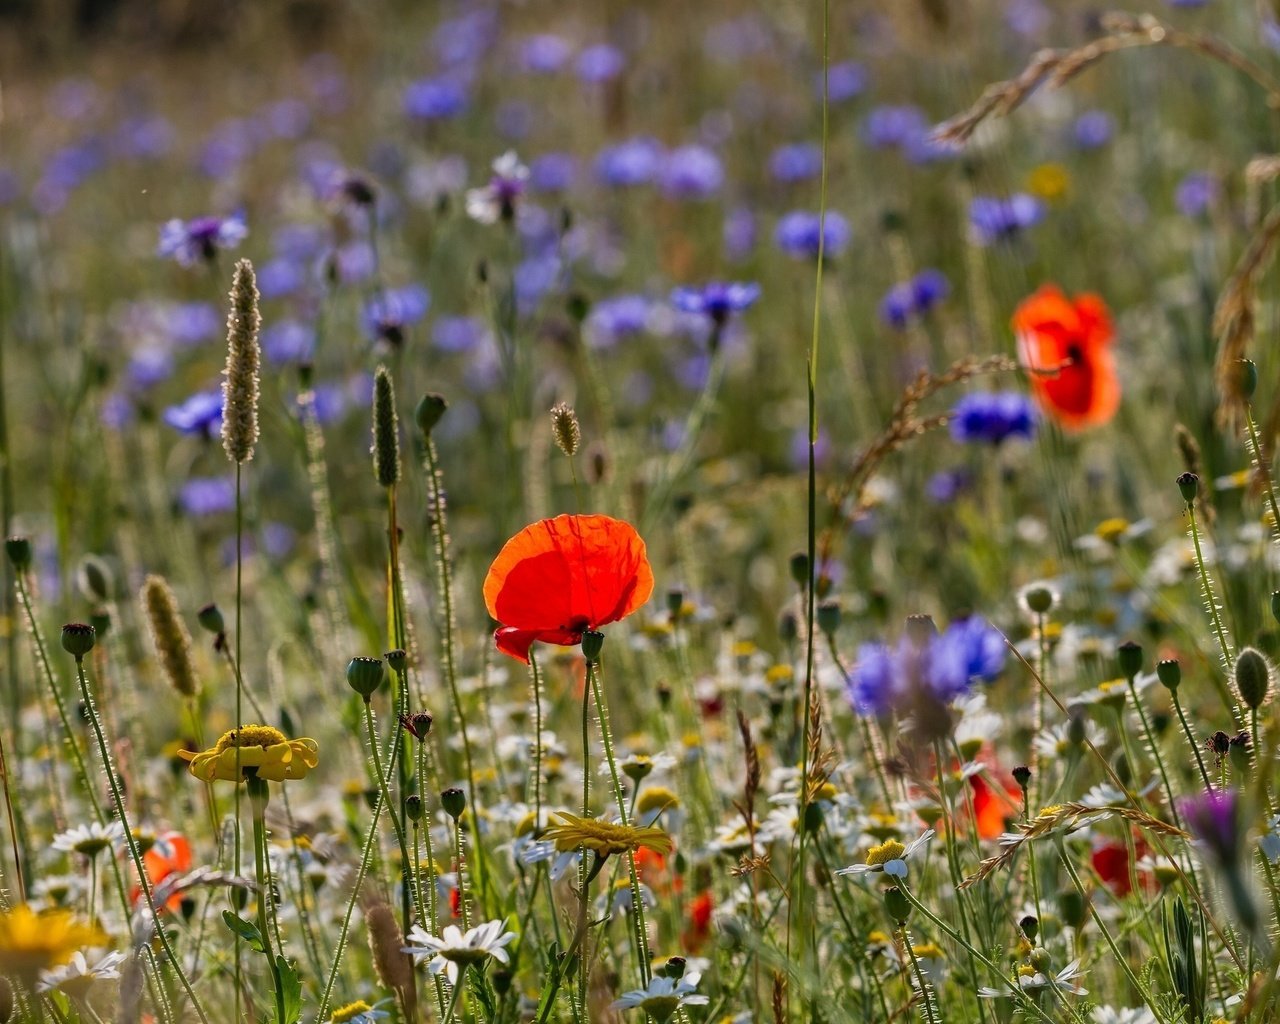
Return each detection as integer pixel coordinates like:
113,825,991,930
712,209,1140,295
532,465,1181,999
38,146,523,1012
682,890,714,952
133,831,192,912
483,514,654,663
1014,284,1119,431
969,772,1021,841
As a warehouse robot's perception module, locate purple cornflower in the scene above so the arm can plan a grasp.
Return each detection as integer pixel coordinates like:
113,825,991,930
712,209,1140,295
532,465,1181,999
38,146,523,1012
466,151,529,225
1179,788,1240,865
1073,111,1114,150
586,295,652,348
127,346,174,389
403,77,468,121
162,390,223,437
432,315,488,353
1175,172,1217,217
723,207,757,261
949,392,1037,445
157,212,247,267
659,145,724,199
179,476,236,516
168,303,221,346
518,33,573,73
577,44,625,82
255,258,306,300
1006,0,1051,36
262,320,316,364
530,153,578,192
113,116,175,160
670,282,760,327
968,193,1045,245
926,468,972,504
927,616,1006,701
362,285,431,347
823,61,867,103
774,210,851,259
197,120,257,179
769,143,823,183
879,269,949,329
863,105,928,150
595,137,664,187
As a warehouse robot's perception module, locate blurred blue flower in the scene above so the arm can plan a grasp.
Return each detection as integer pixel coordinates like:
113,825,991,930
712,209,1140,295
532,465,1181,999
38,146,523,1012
659,145,724,199
262,320,316,364
769,143,822,183
197,119,257,179
433,10,498,68
495,101,533,140
362,285,431,345
1265,18,1280,53
1005,0,1051,36
823,61,867,102
179,476,236,516
113,116,175,160
950,392,1037,444
595,137,664,187
273,223,327,262
577,44,625,82
863,105,928,149
519,34,573,73
514,256,562,314
926,468,972,504
1175,172,1217,217
403,77,468,120
158,212,247,267
723,207,756,261
432,315,488,353
305,383,348,425
670,282,760,326
256,258,306,300
326,241,376,284
163,390,223,436
775,210,851,259
127,346,174,389
168,303,221,346
847,642,900,716
101,393,134,430
586,295,652,348
260,98,310,140
879,269,949,329
1074,110,1114,149
928,616,1006,702
968,193,1044,244
530,153,578,192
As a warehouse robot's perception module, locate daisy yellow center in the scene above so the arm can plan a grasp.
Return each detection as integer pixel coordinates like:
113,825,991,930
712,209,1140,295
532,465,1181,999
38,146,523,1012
1018,965,1037,978
865,839,906,866
544,812,673,857
912,943,943,959
331,1001,374,1023
637,786,680,815
1094,517,1129,543
214,725,288,752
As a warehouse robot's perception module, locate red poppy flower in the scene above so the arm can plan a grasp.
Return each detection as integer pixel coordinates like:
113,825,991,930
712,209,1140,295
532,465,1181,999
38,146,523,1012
483,514,655,663
1090,837,1153,897
969,772,1021,841
682,890,714,952
133,831,192,912
1013,284,1119,431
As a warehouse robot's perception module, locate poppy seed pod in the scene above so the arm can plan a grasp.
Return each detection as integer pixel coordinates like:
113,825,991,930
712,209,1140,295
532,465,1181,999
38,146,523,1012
883,886,912,924
385,649,407,673
404,794,423,823
581,630,605,662
1237,359,1258,400
817,600,841,637
788,552,809,587
1117,640,1143,680
415,393,448,435
441,787,466,820
4,536,31,571
1234,648,1271,711
1156,659,1181,691
1176,472,1199,505
197,603,226,636
346,657,385,700
61,622,96,658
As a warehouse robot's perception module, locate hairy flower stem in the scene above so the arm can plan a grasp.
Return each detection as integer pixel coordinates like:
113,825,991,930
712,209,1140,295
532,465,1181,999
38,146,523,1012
1125,677,1182,828
1245,406,1280,547
232,462,246,1024
588,658,652,985
1171,692,1214,790
530,654,545,833
385,488,416,941
1186,502,1240,725
247,777,286,1024
901,925,939,1024
73,654,211,1024
365,700,419,927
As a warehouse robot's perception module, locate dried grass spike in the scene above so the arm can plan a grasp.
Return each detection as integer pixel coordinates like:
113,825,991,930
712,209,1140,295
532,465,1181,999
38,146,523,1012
221,258,261,464
140,574,198,698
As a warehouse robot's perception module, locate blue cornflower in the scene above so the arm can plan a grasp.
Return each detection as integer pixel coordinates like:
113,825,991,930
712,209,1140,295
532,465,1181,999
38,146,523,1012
178,476,236,516
769,143,823,183
862,105,928,149
1175,172,1217,217
113,116,175,160
157,212,247,267
774,210,851,260
879,269,949,329
595,137,664,187
362,285,430,347
162,390,223,437
586,295,652,348
577,44,625,82
949,392,1037,445
968,194,1045,245
127,346,174,389
926,468,972,504
927,616,1006,702
262,320,316,365
659,145,724,199
530,153,578,192
518,33,573,73
823,61,867,102
723,207,756,261
403,77,468,121
255,257,305,300
432,315,488,353
670,282,760,327
1073,111,1114,150
196,119,256,179
168,302,221,346
847,642,902,717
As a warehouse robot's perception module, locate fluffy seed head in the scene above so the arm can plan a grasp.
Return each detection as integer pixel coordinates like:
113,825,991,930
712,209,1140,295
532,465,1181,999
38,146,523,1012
221,259,261,463
372,365,401,487
364,899,413,993
550,401,581,457
141,575,199,698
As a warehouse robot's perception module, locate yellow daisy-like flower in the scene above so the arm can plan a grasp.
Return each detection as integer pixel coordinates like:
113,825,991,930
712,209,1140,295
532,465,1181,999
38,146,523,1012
178,724,319,783
543,811,673,858
865,839,906,867
0,904,106,977
1026,162,1071,202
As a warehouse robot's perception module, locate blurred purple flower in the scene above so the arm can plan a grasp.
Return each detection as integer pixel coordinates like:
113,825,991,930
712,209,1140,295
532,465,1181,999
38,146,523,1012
1005,0,1051,36
1176,172,1217,217
926,468,972,504
586,295,652,348
403,77,468,120
723,207,756,261
162,390,223,436
495,101,533,140
823,61,867,102
180,476,236,516
362,285,431,346
968,194,1045,244
113,116,175,160
660,145,724,199
169,303,221,346
1074,111,1114,149
951,392,1037,445
432,315,488,353
101,393,134,430
519,33,573,73
466,151,529,225
595,137,664,187
273,223,326,263
670,282,760,326
127,345,174,389
863,105,928,149
256,258,306,300
158,212,247,267
879,269,949,329
577,44,625,82
530,153,578,192
261,98,311,140
769,143,822,183
197,119,257,179
263,320,316,364
775,210,851,259
433,10,498,68
1179,788,1240,865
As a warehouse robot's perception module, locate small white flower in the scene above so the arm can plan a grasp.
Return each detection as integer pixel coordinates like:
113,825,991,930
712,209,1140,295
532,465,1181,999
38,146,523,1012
465,151,529,225
836,830,934,879
52,821,125,858
38,949,127,996
402,919,516,987
610,970,709,1022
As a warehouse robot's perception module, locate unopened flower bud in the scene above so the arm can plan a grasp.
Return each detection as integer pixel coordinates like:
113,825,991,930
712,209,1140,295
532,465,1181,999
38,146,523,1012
789,552,809,586
1117,640,1143,680
404,795,423,823
1238,359,1258,400
197,603,226,635
1019,915,1038,941
817,600,841,637
61,623,96,659
1156,659,1181,691
1022,585,1054,615
4,537,31,571
441,787,466,820
346,656,385,700
884,886,912,924
1176,472,1199,505
415,393,448,435
1234,647,1271,711
1012,765,1031,790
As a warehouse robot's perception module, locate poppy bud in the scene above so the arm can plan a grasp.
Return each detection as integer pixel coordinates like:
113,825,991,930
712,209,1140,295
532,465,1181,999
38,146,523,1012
401,711,433,740
346,656,385,700
197,603,226,635
666,589,685,618
658,956,687,980
657,683,672,709
492,968,513,996
789,552,809,586
1156,659,1181,692
1229,732,1252,775
1237,359,1258,400
802,801,824,833
1066,706,1088,746
61,622,96,659
404,794,423,823
4,536,31,571
1234,647,1271,711
385,649,407,674
1176,472,1199,505
89,607,111,637
817,600,841,637
1019,915,1038,941
77,555,113,603
905,613,937,643
1012,765,1032,790
1117,640,1143,680
1022,585,1054,615
415,393,448,435
883,886,912,924
441,787,466,820
581,630,605,662
1057,889,1088,930
778,610,798,645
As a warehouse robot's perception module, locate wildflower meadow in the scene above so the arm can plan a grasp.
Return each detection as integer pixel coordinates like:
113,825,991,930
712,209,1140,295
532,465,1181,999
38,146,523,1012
5,0,1280,1021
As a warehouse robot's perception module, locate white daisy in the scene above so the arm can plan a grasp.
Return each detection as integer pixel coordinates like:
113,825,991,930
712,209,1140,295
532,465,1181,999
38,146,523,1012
836,830,934,879
402,919,516,987
610,970,710,1022
38,949,127,997
52,821,125,858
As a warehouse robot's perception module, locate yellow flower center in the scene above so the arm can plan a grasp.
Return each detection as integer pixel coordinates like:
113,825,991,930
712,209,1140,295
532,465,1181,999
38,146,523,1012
1094,517,1130,544
637,786,680,815
865,839,906,866
214,725,288,751
330,1001,374,1023
544,812,673,857
912,943,943,959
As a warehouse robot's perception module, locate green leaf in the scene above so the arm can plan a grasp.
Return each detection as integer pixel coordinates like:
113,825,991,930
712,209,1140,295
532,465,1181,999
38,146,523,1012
222,910,266,954
276,955,302,1024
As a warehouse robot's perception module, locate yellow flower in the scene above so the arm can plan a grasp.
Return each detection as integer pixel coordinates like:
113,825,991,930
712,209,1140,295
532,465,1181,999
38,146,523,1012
865,839,906,867
1094,517,1130,545
0,905,106,977
543,811,673,858
636,786,680,817
330,1001,377,1023
178,724,318,783
1027,162,1070,202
